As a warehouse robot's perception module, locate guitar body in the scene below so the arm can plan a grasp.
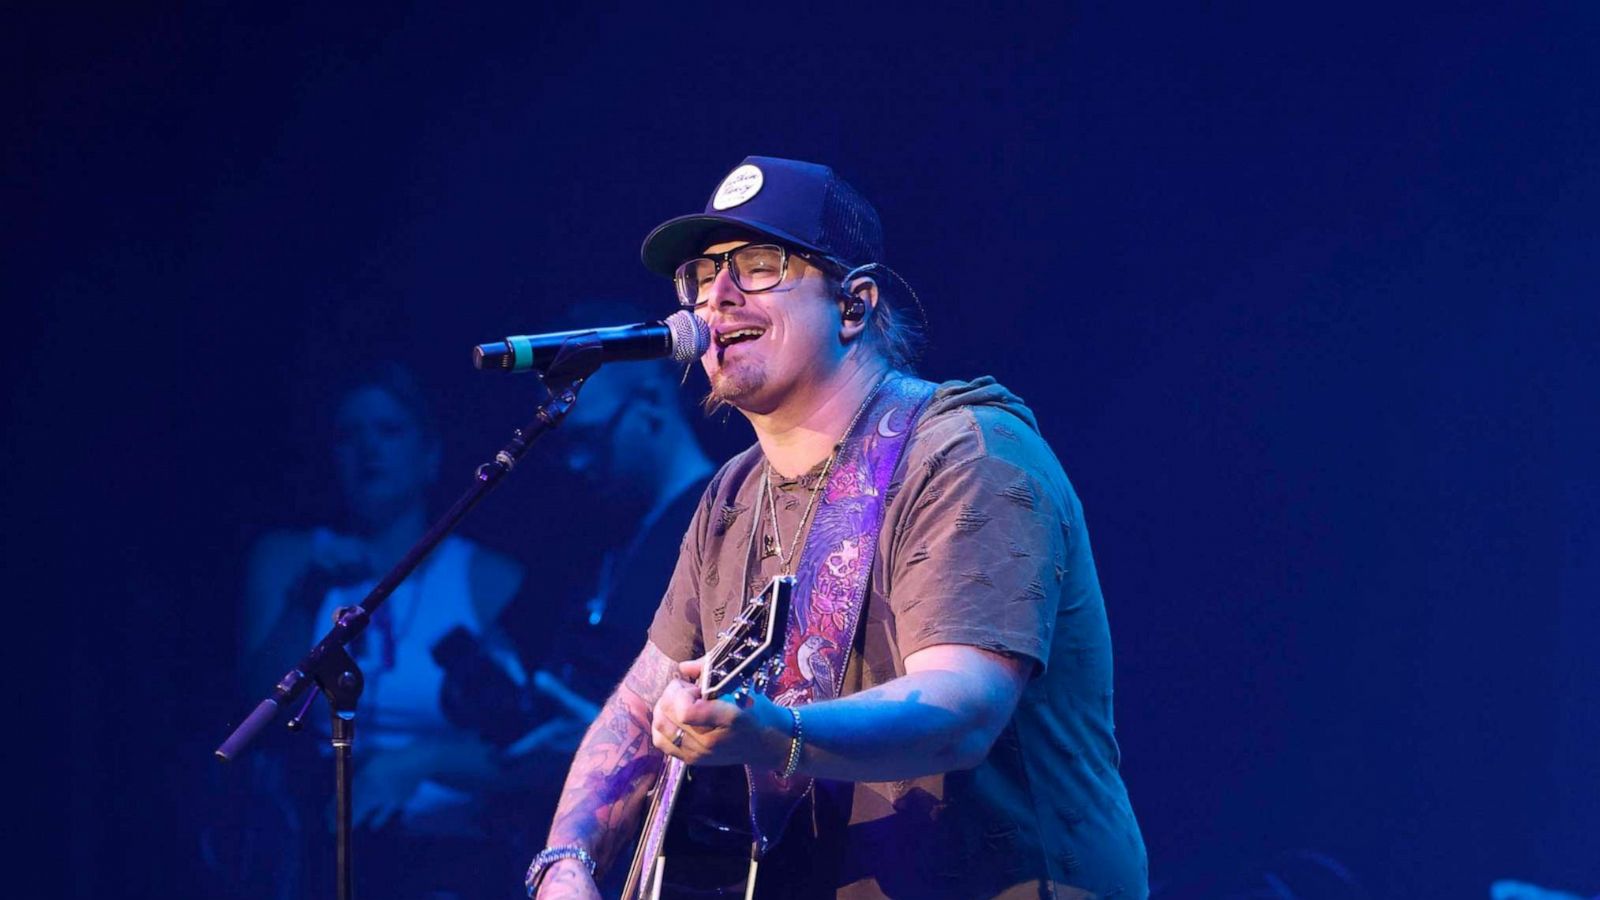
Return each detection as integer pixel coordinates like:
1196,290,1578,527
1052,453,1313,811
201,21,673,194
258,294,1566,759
657,777,824,900
621,576,793,900
656,766,764,898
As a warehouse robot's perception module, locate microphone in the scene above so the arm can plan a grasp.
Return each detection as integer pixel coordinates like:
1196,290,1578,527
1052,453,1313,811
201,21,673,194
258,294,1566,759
473,310,710,373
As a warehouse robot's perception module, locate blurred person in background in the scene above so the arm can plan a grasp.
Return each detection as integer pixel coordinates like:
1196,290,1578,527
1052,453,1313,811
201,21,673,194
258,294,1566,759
224,362,539,900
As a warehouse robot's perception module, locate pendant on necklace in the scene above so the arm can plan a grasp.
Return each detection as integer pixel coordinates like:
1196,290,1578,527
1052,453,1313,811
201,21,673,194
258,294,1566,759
762,533,778,559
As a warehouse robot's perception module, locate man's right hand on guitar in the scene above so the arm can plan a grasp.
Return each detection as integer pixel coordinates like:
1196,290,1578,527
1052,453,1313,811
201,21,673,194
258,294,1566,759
649,656,793,770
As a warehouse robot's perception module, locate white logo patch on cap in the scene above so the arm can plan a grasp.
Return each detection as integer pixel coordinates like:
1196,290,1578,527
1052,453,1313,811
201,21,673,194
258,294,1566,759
711,164,764,210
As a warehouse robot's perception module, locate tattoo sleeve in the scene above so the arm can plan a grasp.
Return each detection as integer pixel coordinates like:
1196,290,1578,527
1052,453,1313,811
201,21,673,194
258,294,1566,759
542,640,680,874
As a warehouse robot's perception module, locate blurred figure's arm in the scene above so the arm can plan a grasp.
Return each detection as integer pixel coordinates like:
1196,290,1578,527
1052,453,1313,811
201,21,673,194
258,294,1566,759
239,529,316,692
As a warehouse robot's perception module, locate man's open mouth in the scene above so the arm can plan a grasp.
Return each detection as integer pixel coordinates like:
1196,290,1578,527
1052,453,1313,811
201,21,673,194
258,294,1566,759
714,327,766,348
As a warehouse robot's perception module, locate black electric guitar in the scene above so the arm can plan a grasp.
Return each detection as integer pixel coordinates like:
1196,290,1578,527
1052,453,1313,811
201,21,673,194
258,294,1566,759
621,575,793,900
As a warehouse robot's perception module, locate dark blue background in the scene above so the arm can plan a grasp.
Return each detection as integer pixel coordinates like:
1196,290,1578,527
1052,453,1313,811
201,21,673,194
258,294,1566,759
10,3,1597,897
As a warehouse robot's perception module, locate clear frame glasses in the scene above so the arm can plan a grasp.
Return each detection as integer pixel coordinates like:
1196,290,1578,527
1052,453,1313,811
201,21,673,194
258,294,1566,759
673,243,828,309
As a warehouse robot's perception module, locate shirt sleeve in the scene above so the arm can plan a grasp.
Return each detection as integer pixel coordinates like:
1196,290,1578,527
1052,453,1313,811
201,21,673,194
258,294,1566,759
886,449,1069,671
647,497,708,663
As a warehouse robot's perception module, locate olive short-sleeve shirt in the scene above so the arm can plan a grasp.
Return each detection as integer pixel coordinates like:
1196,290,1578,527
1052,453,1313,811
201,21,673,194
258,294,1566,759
647,378,1147,899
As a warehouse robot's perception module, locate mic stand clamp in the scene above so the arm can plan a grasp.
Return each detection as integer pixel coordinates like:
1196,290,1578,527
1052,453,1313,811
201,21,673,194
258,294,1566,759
286,644,365,900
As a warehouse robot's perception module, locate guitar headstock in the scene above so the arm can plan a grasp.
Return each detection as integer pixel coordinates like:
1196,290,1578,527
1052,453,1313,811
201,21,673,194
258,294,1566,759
702,575,792,700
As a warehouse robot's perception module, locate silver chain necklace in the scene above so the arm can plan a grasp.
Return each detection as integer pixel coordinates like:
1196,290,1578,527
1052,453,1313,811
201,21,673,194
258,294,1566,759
761,375,889,575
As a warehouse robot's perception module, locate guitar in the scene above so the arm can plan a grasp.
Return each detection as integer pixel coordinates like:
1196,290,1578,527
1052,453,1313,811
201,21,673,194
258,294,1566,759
621,575,793,900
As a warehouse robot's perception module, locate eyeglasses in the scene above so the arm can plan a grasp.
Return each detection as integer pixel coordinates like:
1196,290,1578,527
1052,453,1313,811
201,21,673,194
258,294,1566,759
673,243,833,309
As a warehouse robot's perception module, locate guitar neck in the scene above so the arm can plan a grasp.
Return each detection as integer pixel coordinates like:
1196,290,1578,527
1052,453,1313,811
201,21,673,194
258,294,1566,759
620,576,792,900
621,750,687,899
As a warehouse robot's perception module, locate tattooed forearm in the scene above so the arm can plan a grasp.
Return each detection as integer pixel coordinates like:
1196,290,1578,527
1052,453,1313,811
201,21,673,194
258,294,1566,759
542,641,681,874
623,641,679,699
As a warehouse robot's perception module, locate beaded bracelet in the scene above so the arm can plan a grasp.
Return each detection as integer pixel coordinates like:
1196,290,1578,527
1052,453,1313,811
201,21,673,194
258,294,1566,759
780,705,804,779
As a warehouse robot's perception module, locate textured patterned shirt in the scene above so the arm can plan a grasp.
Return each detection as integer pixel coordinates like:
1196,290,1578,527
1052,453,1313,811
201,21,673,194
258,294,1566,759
647,377,1147,899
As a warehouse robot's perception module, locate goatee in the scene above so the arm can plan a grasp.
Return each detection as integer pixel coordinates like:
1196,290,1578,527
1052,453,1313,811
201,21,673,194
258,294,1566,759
700,362,765,416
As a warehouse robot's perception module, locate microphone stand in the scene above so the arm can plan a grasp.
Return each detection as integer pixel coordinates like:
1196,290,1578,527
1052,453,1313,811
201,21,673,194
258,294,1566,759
215,341,609,900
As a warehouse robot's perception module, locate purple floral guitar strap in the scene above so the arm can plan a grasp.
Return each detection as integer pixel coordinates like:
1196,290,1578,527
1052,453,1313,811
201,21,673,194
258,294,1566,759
745,374,936,858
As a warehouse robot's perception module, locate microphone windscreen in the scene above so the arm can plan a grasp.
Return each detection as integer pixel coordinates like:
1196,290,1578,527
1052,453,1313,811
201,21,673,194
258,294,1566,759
665,310,710,362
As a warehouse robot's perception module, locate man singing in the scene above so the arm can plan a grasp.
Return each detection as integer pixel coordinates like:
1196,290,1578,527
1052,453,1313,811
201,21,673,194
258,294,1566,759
526,157,1146,899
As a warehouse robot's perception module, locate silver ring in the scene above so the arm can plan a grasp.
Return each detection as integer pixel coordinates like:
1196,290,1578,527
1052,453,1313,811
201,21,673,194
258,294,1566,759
672,727,685,748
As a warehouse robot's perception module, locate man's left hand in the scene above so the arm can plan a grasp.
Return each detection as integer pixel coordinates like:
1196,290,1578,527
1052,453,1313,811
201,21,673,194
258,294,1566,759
650,657,791,769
